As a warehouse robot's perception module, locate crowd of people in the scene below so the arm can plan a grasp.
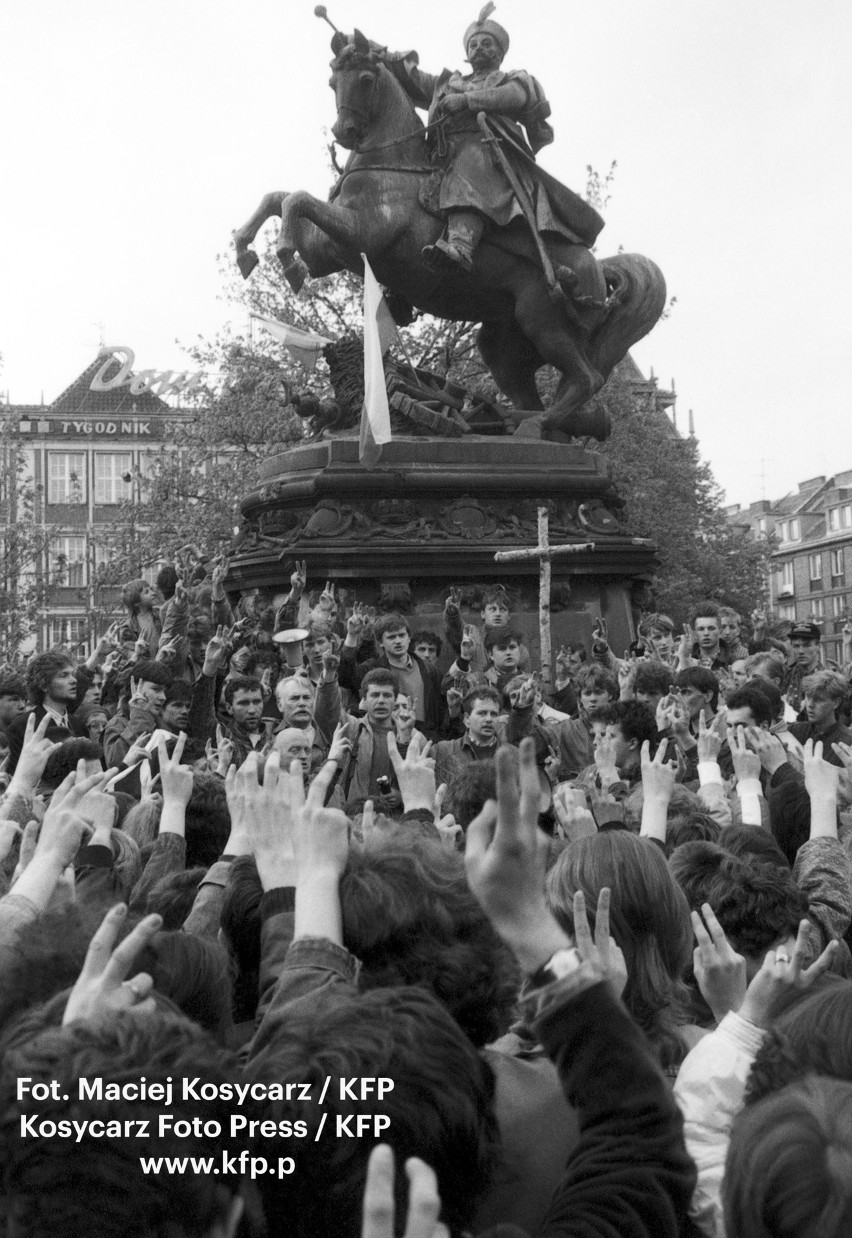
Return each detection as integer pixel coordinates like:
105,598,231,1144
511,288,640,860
2,555,852,1237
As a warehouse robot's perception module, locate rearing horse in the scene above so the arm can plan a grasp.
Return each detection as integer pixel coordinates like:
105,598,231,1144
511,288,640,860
234,35,666,438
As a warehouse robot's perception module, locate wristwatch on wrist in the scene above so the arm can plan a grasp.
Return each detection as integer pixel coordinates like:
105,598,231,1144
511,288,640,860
527,946,583,990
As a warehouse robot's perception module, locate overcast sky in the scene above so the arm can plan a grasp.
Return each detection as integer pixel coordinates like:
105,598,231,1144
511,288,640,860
2,1,850,508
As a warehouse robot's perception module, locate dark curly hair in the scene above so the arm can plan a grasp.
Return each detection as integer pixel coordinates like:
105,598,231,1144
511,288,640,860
668,843,807,958
25,649,74,705
340,832,519,1047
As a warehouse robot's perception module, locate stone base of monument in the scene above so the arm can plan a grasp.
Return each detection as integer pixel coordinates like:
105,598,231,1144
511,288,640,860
228,435,656,660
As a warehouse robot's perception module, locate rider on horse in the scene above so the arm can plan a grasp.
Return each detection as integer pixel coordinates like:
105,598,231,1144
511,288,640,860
377,3,605,304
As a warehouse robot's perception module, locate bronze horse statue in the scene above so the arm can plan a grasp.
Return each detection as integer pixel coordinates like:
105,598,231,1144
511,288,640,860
234,33,666,439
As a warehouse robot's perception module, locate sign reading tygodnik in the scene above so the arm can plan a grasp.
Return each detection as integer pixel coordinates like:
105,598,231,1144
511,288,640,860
90,346,204,400
18,417,164,438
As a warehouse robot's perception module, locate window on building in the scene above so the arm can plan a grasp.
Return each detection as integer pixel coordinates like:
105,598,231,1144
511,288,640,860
49,616,89,650
779,561,794,594
790,518,801,539
50,536,87,587
757,517,768,535
94,453,133,505
778,602,796,621
845,504,852,529
809,553,823,582
811,598,825,619
832,594,847,618
47,453,86,504
831,549,844,579
829,507,842,532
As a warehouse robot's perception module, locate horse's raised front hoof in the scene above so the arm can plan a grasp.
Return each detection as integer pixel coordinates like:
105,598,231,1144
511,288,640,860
236,250,259,280
278,254,309,292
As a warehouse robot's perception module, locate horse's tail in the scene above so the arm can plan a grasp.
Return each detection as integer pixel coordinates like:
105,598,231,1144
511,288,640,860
588,254,667,379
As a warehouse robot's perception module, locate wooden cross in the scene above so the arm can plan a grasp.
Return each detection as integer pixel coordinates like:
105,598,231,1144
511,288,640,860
494,507,595,686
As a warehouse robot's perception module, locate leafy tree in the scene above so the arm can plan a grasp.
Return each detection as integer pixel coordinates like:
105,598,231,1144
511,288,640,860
588,367,772,622
0,408,53,656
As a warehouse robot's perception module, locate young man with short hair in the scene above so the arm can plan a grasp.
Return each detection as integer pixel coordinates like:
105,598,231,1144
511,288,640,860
443,584,530,673
217,673,268,768
321,666,420,809
102,659,173,768
789,670,852,765
433,686,502,787
543,664,619,780
411,629,442,664
6,650,78,774
341,611,443,738
575,699,658,799
785,621,823,713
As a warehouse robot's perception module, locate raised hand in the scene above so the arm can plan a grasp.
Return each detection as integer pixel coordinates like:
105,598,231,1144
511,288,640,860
509,676,536,711
742,725,787,776
677,623,696,668
464,739,569,974
361,1145,448,1238
238,752,298,891
444,586,461,614
445,684,463,716
803,738,840,801
591,617,608,645
157,732,193,808
62,903,161,1026
387,730,435,813
290,759,349,882
551,783,596,843
211,557,230,589
346,602,367,638
696,708,726,764
573,888,628,997
318,581,336,613
203,624,230,673
641,738,674,802
321,643,341,679
290,560,307,594
751,607,767,636
460,624,476,661
617,653,638,696
8,711,62,793
691,903,747,1022
392,694,416,742
738,920,838,1029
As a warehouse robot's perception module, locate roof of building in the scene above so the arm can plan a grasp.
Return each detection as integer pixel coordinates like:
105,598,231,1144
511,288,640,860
48,354,170,414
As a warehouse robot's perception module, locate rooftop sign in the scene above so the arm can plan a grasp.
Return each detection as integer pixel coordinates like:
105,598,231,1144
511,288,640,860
90,346,204,400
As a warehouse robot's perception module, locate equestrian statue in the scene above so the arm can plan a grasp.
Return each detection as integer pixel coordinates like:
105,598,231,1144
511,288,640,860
234,5,666,441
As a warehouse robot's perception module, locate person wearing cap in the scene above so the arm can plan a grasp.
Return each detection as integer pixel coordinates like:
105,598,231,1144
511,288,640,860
785,621,823,713
376,6,598,283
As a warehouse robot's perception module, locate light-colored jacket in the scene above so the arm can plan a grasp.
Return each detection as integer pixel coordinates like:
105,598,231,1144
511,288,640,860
673,1011,768,1238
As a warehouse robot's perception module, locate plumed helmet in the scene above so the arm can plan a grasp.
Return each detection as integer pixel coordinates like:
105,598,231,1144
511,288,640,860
463,2,509,58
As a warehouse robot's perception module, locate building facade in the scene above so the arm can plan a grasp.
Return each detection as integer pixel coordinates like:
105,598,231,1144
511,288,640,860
4,352,190,654
726,470,852,664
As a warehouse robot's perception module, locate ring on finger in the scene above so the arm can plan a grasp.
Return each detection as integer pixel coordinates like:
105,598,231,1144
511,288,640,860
122,980,144,1000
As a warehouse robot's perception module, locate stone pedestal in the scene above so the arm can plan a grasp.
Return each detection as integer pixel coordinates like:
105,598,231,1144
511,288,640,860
228,434,656,664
